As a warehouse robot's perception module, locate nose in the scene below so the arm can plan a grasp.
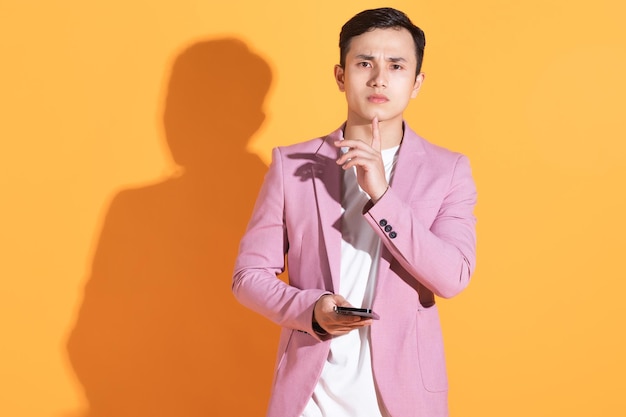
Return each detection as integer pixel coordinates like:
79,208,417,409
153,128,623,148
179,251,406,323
368,66,387,88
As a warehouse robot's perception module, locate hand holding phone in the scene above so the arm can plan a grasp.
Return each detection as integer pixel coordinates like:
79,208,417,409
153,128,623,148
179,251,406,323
334,306,380,320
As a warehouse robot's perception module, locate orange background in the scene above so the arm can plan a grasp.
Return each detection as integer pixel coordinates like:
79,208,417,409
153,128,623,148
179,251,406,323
1,1,625,416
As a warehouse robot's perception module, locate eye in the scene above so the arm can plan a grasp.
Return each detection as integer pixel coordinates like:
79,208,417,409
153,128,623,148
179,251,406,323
391,64,403,70
358,61,372,68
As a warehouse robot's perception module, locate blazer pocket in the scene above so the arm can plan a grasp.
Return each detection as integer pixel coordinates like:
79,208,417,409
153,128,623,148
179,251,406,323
416,305,449,392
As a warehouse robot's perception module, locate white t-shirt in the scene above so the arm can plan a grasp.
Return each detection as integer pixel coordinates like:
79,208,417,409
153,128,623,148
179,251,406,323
301,144,400,417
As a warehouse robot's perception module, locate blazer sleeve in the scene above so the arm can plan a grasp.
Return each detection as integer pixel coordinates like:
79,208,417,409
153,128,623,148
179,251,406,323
232,147,330,337
363,154,477,299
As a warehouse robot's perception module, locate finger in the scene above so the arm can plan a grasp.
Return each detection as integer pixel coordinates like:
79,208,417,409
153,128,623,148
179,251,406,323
336,149,361,166
335,150,358,167
336,146,378,164
333,315,363,324
334,139,367,148
329,320,372,332
339,155,377,171
371,116,381,152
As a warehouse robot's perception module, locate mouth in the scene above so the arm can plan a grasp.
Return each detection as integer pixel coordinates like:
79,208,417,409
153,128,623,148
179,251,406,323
368,94,389,104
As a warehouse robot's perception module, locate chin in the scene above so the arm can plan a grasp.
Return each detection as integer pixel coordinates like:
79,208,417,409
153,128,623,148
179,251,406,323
350,108,398,124
362,111,386,122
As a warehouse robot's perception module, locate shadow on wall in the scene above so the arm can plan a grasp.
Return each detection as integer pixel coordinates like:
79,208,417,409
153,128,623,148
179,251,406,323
67,38,278,416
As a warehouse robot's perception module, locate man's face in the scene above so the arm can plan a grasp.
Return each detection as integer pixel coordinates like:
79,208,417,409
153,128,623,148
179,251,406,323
335,27,424,126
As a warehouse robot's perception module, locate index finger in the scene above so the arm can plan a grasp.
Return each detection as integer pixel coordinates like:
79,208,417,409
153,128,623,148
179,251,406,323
371,116,381,152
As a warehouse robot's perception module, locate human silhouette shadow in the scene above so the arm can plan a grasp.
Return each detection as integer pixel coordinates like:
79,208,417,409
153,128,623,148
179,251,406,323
67,38,277,416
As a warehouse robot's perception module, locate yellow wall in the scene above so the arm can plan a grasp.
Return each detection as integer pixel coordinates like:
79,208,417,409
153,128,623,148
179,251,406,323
1,1,625,416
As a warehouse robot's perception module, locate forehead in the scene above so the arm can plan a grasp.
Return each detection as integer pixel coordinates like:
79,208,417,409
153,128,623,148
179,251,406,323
346,27,416,62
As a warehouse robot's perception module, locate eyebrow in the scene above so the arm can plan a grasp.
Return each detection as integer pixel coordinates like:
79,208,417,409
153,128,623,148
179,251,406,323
355,54,408,63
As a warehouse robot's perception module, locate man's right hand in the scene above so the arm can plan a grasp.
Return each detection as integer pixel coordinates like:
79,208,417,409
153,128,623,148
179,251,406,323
313,294,373,336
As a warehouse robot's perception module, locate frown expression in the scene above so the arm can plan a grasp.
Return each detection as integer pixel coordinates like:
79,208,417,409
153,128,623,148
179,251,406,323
335,27,424,125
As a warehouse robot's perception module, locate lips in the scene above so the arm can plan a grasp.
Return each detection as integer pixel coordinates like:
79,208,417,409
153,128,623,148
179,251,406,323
368,94,389,104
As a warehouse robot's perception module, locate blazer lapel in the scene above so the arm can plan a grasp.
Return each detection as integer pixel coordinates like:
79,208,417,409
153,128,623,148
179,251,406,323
389,123,427,200
312,127,344,293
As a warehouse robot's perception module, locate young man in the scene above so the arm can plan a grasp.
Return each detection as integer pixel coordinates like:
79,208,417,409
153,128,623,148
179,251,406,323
232,7,477,417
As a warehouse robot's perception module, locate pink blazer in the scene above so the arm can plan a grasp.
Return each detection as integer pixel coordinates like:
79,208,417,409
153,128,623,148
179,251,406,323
233,123,477,417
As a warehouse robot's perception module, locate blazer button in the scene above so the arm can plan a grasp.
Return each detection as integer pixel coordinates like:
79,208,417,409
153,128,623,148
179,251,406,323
384,225,392,233
389,231,397,239
379,219,388,227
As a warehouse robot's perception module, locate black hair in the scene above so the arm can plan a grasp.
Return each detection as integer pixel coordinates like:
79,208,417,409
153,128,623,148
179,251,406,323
339,7,426,75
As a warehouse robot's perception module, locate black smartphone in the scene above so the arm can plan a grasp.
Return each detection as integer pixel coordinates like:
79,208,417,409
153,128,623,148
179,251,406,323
334,306,380,320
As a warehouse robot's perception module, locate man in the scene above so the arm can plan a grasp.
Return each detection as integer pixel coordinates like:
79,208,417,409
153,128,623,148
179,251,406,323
232,7,477,417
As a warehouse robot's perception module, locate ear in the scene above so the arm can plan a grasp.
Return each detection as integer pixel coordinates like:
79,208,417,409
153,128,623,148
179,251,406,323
334,64,346,92
411,72,425,98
